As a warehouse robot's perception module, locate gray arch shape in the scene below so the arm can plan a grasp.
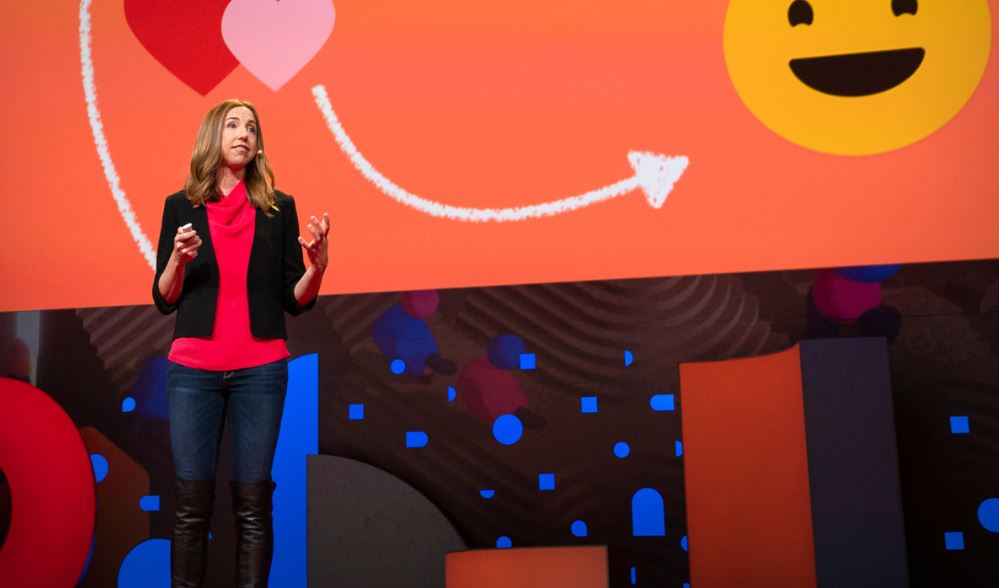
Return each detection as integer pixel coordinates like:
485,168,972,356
308,455,467,588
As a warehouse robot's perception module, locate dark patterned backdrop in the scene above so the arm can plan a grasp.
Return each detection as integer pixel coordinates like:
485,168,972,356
1,258,997,587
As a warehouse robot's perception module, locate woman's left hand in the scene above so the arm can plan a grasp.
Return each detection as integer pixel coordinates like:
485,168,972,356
299,212,330,272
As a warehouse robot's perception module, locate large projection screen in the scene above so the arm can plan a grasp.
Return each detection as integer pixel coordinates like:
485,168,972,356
1,0,996,311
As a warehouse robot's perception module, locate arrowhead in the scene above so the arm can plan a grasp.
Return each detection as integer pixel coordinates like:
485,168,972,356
628,151,689,209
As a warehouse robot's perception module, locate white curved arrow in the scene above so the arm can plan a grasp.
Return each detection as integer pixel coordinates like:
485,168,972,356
312,84,689,222
80,0,156,269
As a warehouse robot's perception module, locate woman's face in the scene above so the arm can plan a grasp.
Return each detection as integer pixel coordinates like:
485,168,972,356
219,106,258,170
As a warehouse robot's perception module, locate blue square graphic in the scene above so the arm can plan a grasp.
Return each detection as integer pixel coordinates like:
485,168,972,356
349,403,365,421
519,353,536,370
539,473,555,491
581,396,598,414
950,416,970,434
944,532,965,551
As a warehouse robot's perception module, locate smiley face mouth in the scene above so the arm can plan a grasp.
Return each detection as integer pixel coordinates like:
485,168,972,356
789,48,925,97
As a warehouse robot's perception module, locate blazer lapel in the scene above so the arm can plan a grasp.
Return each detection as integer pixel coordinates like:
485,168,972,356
188,204,218,284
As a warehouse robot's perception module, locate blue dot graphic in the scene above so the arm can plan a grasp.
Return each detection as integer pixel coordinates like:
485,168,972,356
614,442,631,459
348,403,364,421
836,264,902,283
650,394,675,412
630,567,637,585
675,440,683,457
448,386,457,402
81,531,95,581
91,454,108,483
681,535,688,552
624,349,634,367
538,473,556,491
950,416,970,434
581,396,598,414
571,520,588,537
493,414,524,445
121,396,136,413
390,359,406,374
496,536,513,549
519,353,536,370
131,357,170,421
978,498,999,532
488,334,526,369
480,490,496,499
139,496,160,512
117,538,170,588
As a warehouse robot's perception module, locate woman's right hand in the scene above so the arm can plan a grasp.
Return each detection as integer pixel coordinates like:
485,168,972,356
170,225,202,267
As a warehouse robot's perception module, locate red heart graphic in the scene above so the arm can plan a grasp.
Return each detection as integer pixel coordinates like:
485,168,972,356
124,0,238,95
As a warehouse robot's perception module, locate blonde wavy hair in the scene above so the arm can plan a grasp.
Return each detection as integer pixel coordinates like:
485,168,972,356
183,99,277,212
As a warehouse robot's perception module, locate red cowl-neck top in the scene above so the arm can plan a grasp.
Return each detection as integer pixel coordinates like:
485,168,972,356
169,179,290,370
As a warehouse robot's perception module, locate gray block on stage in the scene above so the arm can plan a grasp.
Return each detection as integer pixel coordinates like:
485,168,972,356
800,338,909,588
307,455,466,588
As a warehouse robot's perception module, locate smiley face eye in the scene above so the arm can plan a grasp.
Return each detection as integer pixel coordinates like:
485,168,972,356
788,1,814,27
892,0,917,16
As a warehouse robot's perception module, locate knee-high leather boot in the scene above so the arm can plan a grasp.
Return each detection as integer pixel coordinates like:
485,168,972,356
171,478,215,588
231,480,276,587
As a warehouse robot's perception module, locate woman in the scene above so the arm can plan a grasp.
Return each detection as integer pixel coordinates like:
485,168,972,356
153,99,329,587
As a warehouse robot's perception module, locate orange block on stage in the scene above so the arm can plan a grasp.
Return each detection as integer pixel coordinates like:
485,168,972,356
680,345,817,588
445,545,608,588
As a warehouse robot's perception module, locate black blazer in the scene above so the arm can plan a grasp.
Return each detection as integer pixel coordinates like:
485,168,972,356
152,190,315,340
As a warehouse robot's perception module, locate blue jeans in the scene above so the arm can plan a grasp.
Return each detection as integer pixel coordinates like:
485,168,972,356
167,359,288,482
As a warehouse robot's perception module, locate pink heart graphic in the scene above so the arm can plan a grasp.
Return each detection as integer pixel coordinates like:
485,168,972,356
222,0,335,91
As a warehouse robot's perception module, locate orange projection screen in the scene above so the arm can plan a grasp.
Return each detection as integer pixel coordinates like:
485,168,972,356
1,0,997,312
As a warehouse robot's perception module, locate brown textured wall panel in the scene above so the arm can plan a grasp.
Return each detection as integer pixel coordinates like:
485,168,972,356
78,427,150,588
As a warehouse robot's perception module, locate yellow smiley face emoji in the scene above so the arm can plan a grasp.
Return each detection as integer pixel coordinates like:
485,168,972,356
724,0,992,155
